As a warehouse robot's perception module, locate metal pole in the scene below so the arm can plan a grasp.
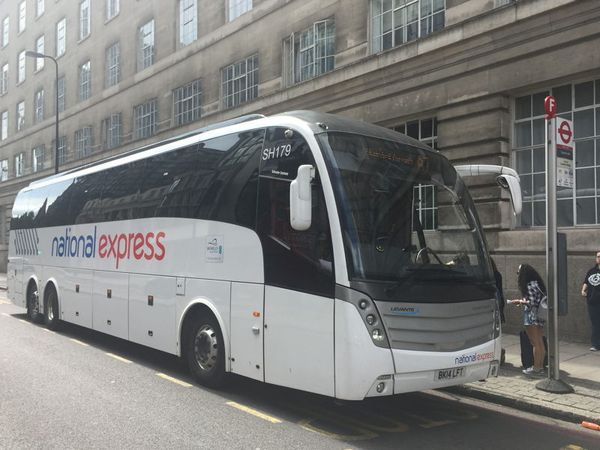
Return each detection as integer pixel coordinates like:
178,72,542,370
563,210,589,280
53,57,59,174
537,116,573,393
547,117,559,380
25,51,60,174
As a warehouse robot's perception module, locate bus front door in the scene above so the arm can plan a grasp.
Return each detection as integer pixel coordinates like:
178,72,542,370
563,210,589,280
257,127,335,396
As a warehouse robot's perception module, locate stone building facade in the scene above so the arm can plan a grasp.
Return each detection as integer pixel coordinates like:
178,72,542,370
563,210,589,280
0,0,599,341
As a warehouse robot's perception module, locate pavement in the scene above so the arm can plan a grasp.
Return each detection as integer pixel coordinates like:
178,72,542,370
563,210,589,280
1,273,598,428
448,333,600,426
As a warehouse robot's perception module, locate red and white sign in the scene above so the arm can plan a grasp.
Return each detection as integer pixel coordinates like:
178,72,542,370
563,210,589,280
544,96,557,120
555,118,574,188
556,118,573,151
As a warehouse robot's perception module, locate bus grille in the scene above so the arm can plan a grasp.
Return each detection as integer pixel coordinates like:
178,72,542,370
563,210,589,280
375,299,495,352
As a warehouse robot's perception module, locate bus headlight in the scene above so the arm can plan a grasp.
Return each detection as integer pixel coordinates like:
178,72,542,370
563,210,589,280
372,329,384,341
337,286,390,349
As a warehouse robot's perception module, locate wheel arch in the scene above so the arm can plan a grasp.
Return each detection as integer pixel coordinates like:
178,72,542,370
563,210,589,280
26,275,40,298
178,299,230,370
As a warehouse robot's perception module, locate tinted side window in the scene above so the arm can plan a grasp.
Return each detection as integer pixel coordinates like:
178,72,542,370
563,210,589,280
99,162,144,221
67,173,106,224
199,130,263,226
139,144,203,218
146,130,263,228
257,127,334,297
38,179,74,228
11,190,31,230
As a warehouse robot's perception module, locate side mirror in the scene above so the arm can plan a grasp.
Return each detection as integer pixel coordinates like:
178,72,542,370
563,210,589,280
496,174,522,215
290,164,315,231
454,164,523,216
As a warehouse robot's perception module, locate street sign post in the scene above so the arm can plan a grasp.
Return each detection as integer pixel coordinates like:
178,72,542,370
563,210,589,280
536,96,573,394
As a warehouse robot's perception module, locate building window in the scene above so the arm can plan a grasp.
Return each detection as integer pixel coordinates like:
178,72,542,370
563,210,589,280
1,64,7,95
1,111,7,141
221,54,258,110
106,0,120,21
35,35,45,71
515,79,600,227
57,76,65,113
283,19,335,86
79,60,91,101
18,1,26,33
17,101,25,131
34,88,45,123
105,42,120,87
56,18,66,57
138,20,155,71
134,99,157,139
179,0,197,46
15,153,24,177
79,0,91,40
55,135,67,164
32,145,45,172
75,127,93,158
102,113,122,149
173,79,201,126
371,0,445,53
36,0,45,17
0,159,8,181
394,117,439,230
2,17,8,47
17,51,25,84
229,0,252,21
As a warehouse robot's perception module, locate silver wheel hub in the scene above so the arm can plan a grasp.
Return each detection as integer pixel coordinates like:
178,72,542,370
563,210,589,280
47,297,55,321
193,325,218,372
29,290,40,314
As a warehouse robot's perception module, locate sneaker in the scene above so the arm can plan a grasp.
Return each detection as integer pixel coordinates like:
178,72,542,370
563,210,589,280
522,367,544,376
590,347,598,352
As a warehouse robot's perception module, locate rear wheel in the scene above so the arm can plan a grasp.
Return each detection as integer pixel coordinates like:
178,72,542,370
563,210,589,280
26,285,43,323
185,314,226,388
44,286,62,330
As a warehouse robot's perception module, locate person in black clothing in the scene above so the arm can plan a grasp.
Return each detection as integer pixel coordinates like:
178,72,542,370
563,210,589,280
490,258,506,324
490,258,506,364
580,251,600,351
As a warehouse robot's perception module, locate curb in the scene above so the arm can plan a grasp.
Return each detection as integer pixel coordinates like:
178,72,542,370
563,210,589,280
445,385,598,425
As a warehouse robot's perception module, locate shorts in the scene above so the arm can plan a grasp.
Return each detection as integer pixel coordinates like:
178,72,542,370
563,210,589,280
524,307,545,327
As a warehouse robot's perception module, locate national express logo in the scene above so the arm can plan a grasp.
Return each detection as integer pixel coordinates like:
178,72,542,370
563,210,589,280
51,227,166,269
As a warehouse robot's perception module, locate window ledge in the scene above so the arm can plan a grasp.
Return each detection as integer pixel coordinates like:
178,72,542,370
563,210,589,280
104,13,120,25
77,34,91,45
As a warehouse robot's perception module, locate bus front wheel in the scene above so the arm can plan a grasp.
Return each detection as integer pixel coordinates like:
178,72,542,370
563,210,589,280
185,314,226,388
44,286,62,331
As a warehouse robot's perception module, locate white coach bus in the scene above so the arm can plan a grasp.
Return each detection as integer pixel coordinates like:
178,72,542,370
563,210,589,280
7,111,521,400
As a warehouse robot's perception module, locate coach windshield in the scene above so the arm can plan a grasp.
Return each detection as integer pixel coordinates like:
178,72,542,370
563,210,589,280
318,132,494,298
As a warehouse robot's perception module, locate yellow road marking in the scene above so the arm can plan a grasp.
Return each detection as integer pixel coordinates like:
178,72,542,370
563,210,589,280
226,401,282,424
156,373,193,388
106,353,132,364
42,328,54,334
70,338,89,347
560,446,585,450
0,300,10,305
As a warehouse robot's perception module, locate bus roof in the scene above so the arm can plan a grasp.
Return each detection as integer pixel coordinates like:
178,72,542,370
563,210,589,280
27,110,435,190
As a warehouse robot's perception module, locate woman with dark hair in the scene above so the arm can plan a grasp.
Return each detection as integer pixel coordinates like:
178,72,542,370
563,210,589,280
511,264,547,376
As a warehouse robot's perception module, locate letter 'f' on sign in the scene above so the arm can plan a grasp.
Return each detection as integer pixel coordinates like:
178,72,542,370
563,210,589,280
545,96,557,120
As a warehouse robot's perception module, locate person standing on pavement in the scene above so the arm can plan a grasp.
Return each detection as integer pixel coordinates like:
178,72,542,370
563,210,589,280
490,258,506,364
510,264,547,376
580,251,600,352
